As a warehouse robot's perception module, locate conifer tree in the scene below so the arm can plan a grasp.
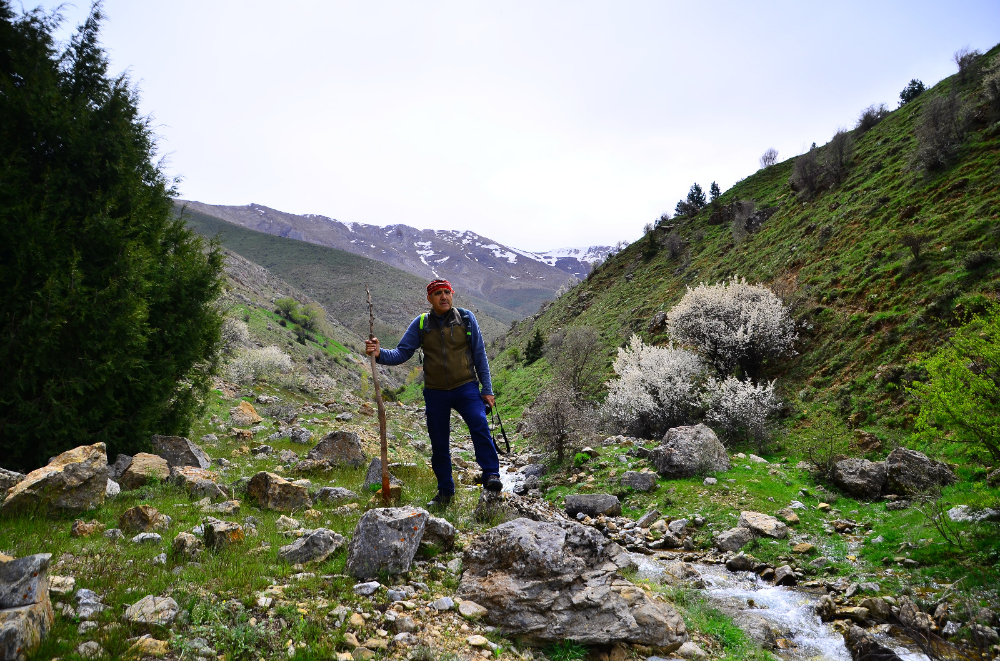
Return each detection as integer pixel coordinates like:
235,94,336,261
0,3,224,469
709,181,722,202
524,329,545,365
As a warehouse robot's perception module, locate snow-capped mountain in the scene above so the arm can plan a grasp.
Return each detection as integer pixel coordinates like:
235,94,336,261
177,201,605,316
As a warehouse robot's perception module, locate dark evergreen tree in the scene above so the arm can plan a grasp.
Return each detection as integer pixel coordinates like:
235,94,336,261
899,79,925,106
0,3,224,470
524,329,545,365
709,181,721,202
687,183,707,209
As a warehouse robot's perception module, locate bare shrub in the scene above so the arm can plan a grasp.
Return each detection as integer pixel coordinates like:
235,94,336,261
730,199,755,244
544,326,605,400
759,148,778,169
954,46,981,84
225,345,293,384
962,250,997,269
703,377,779,452
666,276,798,379
983,53,1000,115
665,231,684,259
824,129,853,186
220,317,251,356
901,232,929,260
856,103,889,133
790,147,823,199
912,93,968,172
523,381,594,462
602,335,706,439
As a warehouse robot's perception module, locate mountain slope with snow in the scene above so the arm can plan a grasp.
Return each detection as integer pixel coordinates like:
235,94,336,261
177,201,607,315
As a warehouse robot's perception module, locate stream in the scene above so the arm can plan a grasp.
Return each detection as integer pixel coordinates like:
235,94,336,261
629,553,931,661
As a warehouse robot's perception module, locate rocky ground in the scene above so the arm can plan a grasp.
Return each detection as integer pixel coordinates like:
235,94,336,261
2,381,999,661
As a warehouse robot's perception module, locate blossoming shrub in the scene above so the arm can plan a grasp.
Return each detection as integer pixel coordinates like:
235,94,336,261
602,335,706,438
225,346,293,384
666,276,797,378
704,377,779,451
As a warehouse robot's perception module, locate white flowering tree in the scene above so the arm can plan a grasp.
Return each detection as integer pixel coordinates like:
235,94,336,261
666,276,797,378
602,335,707,438
704,377,779,451
225,345,293,384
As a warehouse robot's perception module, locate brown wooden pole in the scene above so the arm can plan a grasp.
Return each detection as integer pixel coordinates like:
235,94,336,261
366,286,391,506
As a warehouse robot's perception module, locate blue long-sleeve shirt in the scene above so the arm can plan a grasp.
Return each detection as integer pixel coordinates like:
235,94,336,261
376,308,493,395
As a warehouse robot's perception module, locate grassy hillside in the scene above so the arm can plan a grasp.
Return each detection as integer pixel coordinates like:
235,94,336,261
494,43,1000,443
181,209,517,348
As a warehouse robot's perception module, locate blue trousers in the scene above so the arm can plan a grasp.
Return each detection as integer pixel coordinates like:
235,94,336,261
424,381,499,495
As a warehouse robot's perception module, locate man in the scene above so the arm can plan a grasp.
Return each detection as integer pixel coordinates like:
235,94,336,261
365,279,501,506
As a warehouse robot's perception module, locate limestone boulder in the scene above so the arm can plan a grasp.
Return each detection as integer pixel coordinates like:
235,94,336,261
120,505,170,533
713,527,752,552
885,448,957,495
123,595,179,630
120,453,169,491
619,471,657,492
151,435,211,469
564,494,621,518
0,553,54,661
314,487,357,503
0,468,25,500
345,507,427,580
832,458,887,499
246,472,311,511
172,532,203,560
457,518,687,649
229,401,263,427
361,458,404,493
203,520,245,551
307,431,367,468
2,444,109,514
737,511,788,539
649,424,730,478
169,466,225,500
109,454,132,481
278,529,345,564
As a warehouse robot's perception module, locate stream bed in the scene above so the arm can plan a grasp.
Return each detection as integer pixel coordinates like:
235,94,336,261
629,553,931,661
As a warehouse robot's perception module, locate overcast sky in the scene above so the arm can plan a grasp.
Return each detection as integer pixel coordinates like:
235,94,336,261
48,1,1000,252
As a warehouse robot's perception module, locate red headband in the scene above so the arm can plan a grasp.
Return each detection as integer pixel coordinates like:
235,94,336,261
427,279,453,295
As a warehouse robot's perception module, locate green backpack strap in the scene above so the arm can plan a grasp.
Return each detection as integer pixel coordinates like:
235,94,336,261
458,308,473,343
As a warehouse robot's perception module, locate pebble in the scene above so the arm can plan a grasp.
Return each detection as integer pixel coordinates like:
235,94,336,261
132,532,162,544
152,553,167,565
353,581,381,596
447,558,463,573
817,503,831,512
467,635,490,647
459,600,488,620
353,648,374,660
703,477,717,485
104,528,124,540
349,613,366,628
343,632,360,648
431,596,455,611
76,641,105,659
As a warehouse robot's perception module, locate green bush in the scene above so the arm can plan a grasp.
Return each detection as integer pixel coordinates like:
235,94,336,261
573,452,590,467
0,5,224,469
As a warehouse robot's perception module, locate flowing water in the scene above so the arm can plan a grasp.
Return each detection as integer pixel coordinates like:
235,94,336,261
629,553,931,661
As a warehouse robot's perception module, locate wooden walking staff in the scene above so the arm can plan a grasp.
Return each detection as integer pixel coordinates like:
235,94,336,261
366,286,391,505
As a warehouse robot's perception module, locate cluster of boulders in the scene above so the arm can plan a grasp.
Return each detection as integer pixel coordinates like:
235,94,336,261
832,447,957,500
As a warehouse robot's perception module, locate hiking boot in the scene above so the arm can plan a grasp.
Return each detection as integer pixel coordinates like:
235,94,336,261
427,492,452,507
484,474,503,492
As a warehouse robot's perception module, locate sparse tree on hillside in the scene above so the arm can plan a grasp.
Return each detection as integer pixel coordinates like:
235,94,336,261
666,276,797,379
523,381,593,462
824,129,853,186
984,53,1000,116
545,326,605,400
0,4,224,470
912,92,968,172
899,79,926,106
759,148,778,169
954,46,981,84
524,328,545,364
709,181,722,202
675,183,707,217
790,146,823,199
855,103,889,133
901,232,929,261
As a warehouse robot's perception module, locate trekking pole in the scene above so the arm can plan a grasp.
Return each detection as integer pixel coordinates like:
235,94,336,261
366,286,390,506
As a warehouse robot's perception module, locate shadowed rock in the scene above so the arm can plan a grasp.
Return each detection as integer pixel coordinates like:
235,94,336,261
151,435,211,469
457,517,687,649
170,466,225,500
713,527,752,552
120,453,169,491
345,507,427,580
246,472,311,511
833,459,886,499
885,448,957,495
307,431,367,468
361,458,403,493
649,424,730,478
0,553,55,661
620,471,657,492
278,529,345,564
564,494,621,518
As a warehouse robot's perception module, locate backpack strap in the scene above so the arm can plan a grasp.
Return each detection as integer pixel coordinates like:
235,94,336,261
457,308,473,342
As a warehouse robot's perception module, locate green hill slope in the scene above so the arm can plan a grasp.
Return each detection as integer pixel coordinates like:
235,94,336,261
180,208,517,348
495,43,1000,439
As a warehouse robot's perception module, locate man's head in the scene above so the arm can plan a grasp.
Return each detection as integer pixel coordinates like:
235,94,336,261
426,279,454,315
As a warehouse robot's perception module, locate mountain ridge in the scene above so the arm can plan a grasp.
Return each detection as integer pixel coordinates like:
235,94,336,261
176,200,610,314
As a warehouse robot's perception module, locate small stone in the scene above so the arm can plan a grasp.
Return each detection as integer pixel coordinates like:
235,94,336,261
276,515,301,531
203,520,244,550
123,595,179,629
776,508,800,525
132,532,163,545
773,565,797,586
431,596,454,611
352,648,375,661
349,613,366,629
676,641,709,659
71,519,105,537
792,543,815,554
353,581,381,596
152,553,167,565
49,575,76,595
703,477,717,486
120,505,170,533
394,616,418,633
447,558,463,574
128,635,170,657
76,641,105,659
817,503,831,512
467,635,490,647
393,632,418,647
459,600,488,620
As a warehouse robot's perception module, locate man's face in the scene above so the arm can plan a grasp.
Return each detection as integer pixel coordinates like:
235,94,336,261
427,287,453,315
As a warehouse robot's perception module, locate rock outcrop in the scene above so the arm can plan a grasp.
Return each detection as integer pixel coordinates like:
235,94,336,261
2,443,109,514
170,466,225,500
737,511,788,539
119,453,170,491
0,554,55,661
0,469,25,500
885,448,957,495
278,529,345,564
119,505,170,533
345,507,428,580
649,424,730,478
306,431,367,468
229,401,263,427
564,494,621,518
833,458,887,499
713,527,753,552
151,435,211,469
246,472,311,511
457,518,687,649
620,471,657,492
